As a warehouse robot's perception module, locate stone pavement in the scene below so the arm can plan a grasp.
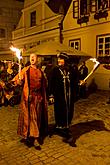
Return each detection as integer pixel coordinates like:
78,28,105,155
0,90,110,165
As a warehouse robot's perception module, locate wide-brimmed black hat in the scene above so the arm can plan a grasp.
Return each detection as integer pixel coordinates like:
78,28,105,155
57,52,69,59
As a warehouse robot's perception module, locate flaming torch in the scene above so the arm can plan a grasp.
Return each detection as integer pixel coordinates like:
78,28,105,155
80,58,100,85
10,46,22,80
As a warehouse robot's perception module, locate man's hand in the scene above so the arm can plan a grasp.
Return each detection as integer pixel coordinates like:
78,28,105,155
49,95,54,104
79,80,86,86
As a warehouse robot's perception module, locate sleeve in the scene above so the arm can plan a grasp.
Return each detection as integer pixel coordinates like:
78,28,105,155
11,66,28,86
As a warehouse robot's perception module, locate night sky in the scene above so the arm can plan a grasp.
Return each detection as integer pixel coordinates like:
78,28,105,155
46,0,72,14
15,0,72,14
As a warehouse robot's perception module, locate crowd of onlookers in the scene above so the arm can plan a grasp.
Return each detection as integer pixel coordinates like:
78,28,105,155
0,60,23,107
0,59,97,107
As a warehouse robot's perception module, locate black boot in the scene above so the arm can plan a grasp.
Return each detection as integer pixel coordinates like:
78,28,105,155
20,138,27,143
25,137,35,148
34,145,41,150
63,136,77,147
37,137,44,145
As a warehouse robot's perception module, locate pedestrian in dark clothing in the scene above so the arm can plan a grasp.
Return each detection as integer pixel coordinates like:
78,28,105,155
48,54,79,146
6,61,16,82
79,61,88,98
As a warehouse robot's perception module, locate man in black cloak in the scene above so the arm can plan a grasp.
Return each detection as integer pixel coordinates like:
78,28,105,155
48,53,79,146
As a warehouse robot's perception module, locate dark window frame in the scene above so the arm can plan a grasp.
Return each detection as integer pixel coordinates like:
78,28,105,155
96,33,110,58
30,11,36,27
91,0,110,12
73,0,90,18
69,38,81,50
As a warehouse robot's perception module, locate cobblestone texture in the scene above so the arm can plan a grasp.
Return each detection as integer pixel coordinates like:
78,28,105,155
0,90,110,165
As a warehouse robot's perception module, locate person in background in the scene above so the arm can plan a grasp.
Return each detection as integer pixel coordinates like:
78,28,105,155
6,61,16,82
79,61,88,99
0,62,7,82
0,62,7,106
11,53,48,150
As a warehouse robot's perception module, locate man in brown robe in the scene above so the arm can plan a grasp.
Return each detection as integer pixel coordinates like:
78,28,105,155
12,53,48,150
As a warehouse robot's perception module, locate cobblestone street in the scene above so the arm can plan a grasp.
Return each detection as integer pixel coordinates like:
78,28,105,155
0,90,110,165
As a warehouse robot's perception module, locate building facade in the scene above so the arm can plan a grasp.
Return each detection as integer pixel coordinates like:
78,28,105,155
12,0,65,63
12,0,110,90
0,0,24,60
63,0,110,90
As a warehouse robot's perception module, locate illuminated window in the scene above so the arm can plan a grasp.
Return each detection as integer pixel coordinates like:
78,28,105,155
30,11,36,27
69,39,81,50
0,28,6,38
97,35,110,57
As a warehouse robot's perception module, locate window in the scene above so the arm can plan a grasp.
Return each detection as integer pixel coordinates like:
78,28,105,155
80,0,91,16
94,0,109,19
73,0,90,24
69,39,81,50
0,28,6,38
73,0,90,18
91,0,109,12
80,0,87,15
97,34,110,57
30,11,36,27
98,0,108,11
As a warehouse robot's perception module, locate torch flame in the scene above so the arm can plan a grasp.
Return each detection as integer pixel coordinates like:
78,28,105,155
89,58,100,70
80,58,100,85
10,46,22,60
10,45,22,80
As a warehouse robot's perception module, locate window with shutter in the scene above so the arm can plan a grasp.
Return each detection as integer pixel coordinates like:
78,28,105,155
90,0,97,12
73,0,90,24
98,0,108,11
94,0,109,20
30,11,36,27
